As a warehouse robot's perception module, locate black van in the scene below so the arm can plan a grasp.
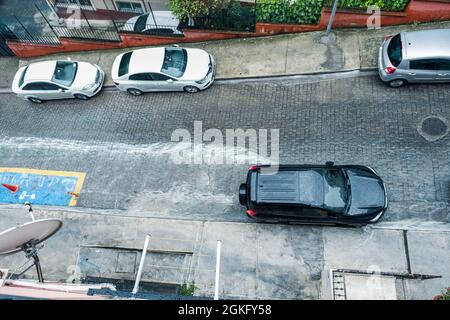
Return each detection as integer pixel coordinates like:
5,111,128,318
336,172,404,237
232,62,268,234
239,162,388,226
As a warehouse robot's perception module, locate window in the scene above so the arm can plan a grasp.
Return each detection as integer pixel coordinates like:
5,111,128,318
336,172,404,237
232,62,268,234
129,73,153,81
150,73,171,81
115,1,144,13
18,66,28,88
54,0,93,8
22,83,43,91
161,48,187,78
410,59,437,71
52,61,78,86
322,169,348,214
119,52,132,77
134,14,149,32
41,83,62,90
387,34,402,67
435,59,450,71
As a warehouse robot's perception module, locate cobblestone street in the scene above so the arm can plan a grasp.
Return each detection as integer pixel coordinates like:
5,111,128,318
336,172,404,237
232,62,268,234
0,74,449,226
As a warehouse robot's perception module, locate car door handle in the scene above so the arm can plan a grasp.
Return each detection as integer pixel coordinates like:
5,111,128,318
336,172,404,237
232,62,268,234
408,73,416,75
438,73,449,76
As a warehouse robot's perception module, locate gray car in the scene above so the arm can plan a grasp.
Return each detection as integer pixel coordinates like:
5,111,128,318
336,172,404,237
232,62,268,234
378,28,450,88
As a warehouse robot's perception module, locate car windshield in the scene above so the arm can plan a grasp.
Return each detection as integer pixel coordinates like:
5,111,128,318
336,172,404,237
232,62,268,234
322,169,348,214
387,34,402,67
161,47,187,78
134,14,149,32
52,61,77,86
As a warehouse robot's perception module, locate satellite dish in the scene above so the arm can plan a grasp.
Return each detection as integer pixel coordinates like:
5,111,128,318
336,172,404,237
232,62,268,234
0,204,63,283
0,219,62,255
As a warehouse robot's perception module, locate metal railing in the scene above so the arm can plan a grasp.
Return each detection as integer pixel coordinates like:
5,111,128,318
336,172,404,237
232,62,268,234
52,24,121,42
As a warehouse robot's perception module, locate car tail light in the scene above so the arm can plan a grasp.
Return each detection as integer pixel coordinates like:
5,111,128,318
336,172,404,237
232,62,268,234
246,209,257,217
385,67,396,74
248,166,258,171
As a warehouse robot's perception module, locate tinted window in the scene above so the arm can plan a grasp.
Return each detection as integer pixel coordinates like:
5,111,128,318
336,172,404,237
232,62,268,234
134,14,149,32
129,73,153,81
119,52,132,77
387,34,402,67
52,61,77,86
435,59,450,71
19,66,28,88
323,169,348,214
151,73,171,81
410,59,437,70
41,83,62,90
22,82,43,91
161,48,187,78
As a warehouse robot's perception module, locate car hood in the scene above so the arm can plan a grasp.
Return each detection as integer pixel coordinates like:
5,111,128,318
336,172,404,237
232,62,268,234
346,168,386,215
71,62,98,89
180,49,210,81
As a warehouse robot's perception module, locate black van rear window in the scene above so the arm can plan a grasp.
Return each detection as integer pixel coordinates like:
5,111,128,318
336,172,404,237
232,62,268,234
387,34,402,67
119,52,132,77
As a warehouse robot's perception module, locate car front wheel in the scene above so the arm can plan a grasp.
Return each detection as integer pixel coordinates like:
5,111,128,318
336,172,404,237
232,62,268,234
74,93,90,100
183,86,200,93
27,97,43,104
388,79,407,88
127,88,144,96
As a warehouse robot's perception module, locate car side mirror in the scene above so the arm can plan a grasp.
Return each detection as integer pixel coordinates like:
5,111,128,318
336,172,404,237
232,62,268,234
166,79,174,83
58,89,63,92
325,161,334,167
171,44,179,47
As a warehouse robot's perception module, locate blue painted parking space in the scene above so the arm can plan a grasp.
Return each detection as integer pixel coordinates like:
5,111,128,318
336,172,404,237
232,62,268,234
0,168,86,206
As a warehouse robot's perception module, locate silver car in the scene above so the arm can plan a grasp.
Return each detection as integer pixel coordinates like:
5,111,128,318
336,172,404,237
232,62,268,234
111,46,216,95
12,59,105,103
378,29,450,88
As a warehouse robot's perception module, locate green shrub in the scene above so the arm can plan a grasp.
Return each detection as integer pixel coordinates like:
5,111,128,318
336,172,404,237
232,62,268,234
326,0,409,11
169,0,230,19
256,0,323,25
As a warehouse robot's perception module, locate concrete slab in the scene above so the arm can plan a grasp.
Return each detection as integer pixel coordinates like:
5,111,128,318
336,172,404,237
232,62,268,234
404,230,450,299
0,57,19,88
344,274,397,300
323,228,408,273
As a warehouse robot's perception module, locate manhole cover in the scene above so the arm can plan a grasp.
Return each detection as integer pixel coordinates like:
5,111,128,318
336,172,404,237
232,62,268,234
418,116,449,142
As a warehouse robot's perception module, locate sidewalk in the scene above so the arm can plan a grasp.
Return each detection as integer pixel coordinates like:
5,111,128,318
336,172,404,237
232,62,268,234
0,20,445,88
0,206,448,300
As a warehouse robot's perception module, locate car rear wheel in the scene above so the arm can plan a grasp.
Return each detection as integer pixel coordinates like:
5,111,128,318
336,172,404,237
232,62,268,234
127,88,144,96
74,93,90,100
183,86,200,93
27,97,43,104
388,79,407,88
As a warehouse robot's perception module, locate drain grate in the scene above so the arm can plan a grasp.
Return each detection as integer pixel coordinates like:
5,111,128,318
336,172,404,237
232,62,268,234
418,116,449,142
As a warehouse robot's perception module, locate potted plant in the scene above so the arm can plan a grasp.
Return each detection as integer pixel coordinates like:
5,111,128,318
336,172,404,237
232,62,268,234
433,288,450,300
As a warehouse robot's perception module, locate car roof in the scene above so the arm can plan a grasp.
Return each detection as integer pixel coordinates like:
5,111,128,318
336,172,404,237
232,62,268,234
23,61,57,82
403,29,450,60
255,169,324,206
128,48,165,75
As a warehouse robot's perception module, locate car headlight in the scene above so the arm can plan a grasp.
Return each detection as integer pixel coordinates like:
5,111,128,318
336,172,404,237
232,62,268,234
83,83,96,90
196,76,208,85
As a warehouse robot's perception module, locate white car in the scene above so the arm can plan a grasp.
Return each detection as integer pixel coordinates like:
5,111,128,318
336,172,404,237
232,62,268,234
12,60,105,103
111,46,216,95
122,11,183,35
